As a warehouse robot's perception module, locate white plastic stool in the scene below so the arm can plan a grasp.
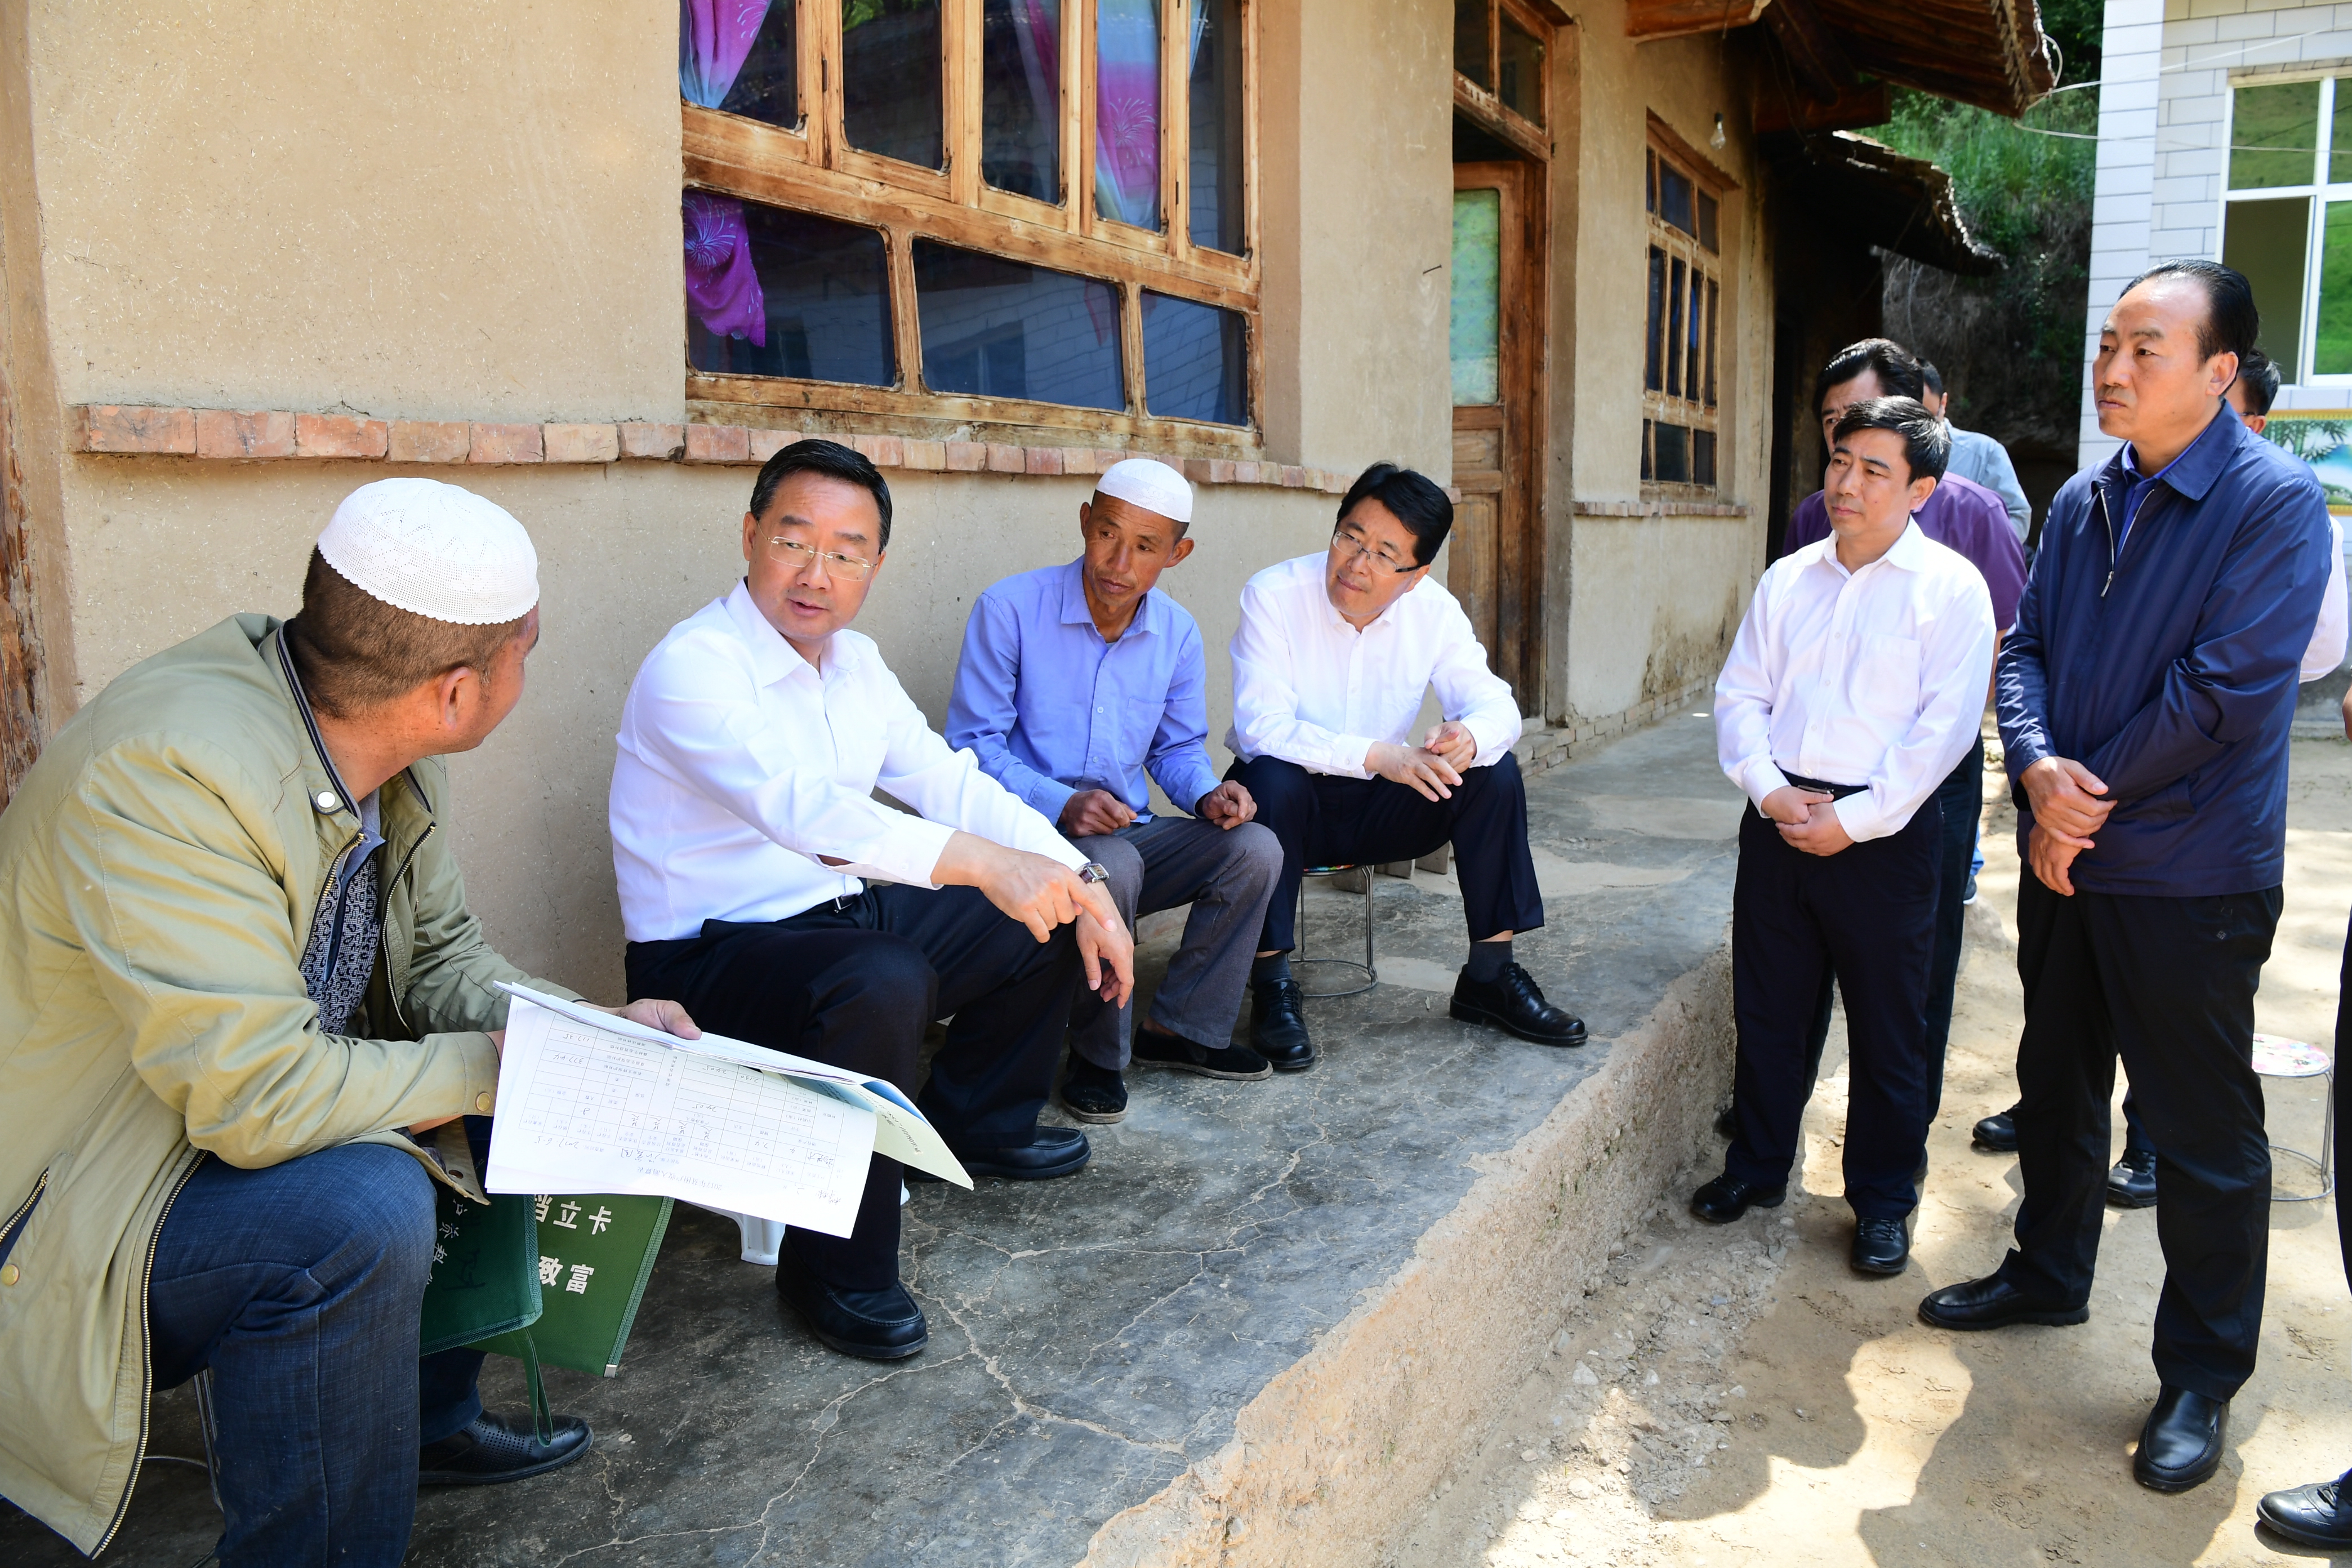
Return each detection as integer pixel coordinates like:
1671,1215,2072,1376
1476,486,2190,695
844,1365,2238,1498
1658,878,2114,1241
696,1184,912,1266
2252,1034,2336,1202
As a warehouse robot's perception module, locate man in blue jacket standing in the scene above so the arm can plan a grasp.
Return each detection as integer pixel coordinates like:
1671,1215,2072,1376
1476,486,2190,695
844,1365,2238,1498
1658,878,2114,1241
1920,261,2332,1493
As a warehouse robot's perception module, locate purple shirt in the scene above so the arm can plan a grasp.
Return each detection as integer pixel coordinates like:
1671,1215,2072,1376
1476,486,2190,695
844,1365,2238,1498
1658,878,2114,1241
1781,471,2028,632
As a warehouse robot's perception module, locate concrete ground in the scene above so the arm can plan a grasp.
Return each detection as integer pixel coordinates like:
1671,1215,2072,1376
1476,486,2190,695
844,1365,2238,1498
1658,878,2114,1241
1,713,1747,1568
1397,729,2352,1568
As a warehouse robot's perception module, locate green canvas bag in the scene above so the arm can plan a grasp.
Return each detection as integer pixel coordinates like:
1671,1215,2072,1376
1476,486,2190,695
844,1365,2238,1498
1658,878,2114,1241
418,1186,542,1355
474,1193,672,1377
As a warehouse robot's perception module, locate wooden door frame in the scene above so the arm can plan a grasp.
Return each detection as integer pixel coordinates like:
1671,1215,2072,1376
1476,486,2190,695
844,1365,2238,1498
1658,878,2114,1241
1452,158,1548,713
0,352,38,810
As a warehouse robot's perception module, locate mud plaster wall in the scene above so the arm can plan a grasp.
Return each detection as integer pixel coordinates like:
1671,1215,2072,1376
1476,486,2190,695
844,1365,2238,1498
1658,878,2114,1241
1562,514,1751,720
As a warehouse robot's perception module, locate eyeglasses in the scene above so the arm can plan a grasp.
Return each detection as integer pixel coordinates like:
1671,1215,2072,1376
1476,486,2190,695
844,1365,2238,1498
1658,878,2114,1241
764,536,876,581
1330,528,1418,574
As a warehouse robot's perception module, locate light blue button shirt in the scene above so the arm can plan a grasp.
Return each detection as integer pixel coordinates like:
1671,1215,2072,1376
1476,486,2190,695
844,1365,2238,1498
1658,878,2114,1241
947,559,1224,825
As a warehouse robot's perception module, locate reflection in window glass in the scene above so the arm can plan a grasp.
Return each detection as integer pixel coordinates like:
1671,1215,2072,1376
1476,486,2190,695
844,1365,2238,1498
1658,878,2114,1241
1659,163,1695,236
2335,79,2352,184
684,193,895,385
1499,14,1544,124
2224,196,2310,382
913,240,1124,408
982,0,1060,201
1189,0,1247,254
843,0,943,170
1454,0,1493,89
1096,0,1161,229
1143,292,1247,424
681,0,798,129
1451,190,1503,405
2314,201,2352,376
2230,81,2319,190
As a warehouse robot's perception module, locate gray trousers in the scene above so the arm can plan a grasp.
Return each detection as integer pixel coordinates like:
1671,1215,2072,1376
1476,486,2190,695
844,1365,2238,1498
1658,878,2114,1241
1068,816,1282,1069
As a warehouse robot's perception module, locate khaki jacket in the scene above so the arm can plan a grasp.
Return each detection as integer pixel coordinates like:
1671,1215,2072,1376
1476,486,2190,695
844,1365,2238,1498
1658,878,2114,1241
0,615,576,1554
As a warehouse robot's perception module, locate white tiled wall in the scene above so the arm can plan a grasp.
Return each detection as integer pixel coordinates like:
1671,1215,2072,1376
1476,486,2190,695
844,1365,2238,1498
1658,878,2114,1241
2081,0,2352,464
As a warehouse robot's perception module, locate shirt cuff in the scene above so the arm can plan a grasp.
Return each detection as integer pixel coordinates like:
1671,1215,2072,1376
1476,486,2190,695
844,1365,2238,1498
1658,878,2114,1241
1027,777,1079,828
831,816,959,890
1333,736,1381,780
1829,791,1889,844
1737,759,1792,812
457,1031,502,1116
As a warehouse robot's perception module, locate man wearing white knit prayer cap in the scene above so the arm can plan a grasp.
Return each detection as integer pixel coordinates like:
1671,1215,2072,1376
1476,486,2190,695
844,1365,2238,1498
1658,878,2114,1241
949,457,1286,1120
0,478,697,1565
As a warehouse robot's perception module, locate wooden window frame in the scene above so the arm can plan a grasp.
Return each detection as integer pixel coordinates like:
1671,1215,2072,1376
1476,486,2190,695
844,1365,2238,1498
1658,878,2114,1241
1641,116,1731,497
1453,0,1558,162
683,0,1263,457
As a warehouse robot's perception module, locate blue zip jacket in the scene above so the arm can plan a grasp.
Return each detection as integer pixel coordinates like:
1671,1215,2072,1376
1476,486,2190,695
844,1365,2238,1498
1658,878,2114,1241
1997,405,2329,897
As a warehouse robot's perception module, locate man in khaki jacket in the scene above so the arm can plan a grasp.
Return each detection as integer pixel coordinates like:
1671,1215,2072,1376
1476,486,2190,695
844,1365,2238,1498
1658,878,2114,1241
0,479,693,1564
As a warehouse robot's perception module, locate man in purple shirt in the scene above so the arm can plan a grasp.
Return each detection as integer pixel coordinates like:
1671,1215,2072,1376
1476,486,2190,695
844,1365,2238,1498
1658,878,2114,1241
1767,338,2027,1128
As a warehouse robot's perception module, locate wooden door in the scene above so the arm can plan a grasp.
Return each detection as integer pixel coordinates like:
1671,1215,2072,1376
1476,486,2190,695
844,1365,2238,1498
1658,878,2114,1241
0,358,37,810
1450,161,1543,712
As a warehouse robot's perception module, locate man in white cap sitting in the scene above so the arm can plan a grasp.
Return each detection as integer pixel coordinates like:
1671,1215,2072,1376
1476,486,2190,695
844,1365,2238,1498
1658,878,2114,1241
0,478,694,1565
611,439,1134,1362
947,457,1288,1121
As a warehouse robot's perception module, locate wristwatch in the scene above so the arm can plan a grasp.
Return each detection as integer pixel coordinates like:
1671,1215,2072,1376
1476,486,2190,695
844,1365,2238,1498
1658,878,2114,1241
1076,861,1112,886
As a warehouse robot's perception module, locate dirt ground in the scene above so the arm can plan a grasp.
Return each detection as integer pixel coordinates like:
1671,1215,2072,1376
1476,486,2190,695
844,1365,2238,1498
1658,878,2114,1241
1395,734,2352,1568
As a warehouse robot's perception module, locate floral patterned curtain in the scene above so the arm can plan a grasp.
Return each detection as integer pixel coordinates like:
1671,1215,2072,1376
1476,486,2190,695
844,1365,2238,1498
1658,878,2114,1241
680,0,773,109
1093,1,1208,230
679,1,772,345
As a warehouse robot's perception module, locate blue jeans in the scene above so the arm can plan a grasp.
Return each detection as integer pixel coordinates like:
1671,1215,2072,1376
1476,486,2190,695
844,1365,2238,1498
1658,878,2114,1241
146,1143,484,1566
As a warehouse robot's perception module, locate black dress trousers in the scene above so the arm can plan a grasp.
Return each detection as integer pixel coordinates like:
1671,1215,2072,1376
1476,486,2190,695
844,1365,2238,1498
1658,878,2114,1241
1725,793,1943,1220
1999,871,2280,1400
1231,750,1545,952
626,884,1083,1290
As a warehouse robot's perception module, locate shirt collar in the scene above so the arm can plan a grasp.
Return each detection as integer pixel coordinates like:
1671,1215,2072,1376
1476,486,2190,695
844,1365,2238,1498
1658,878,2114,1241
1057,557,1162,640
2121,401,2236,503
722,577,841,688
1802,518,1927,576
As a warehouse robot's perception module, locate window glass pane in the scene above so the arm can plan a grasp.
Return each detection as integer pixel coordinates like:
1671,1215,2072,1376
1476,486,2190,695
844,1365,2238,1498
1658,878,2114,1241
2315,201,2352,376
912,240,1123,408
1641,419,1654,481
684,193,894,384
2335,79,2352,184
1451,190,1502,405
1096,0,1162,229
1659,163,1695,236
1667,257,1686,398
1704,278,1720,407
1143,292,1247,424
982,0,1060,201
1698,191,1719,253
1644,246,1665,391
1654,422,1690,483
681,0,798,129
1188,0,1247,254
1693,429,1717,488
843,0,943,169
1646,149,1656,215
2230,81,2319,190
1455,0,1493,90
1498,14,1543,124
2225,196,2311,382
1684,266,1704,398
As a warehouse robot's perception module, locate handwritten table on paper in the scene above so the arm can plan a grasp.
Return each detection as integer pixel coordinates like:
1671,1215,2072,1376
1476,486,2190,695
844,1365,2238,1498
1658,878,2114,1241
488,1005,874,1238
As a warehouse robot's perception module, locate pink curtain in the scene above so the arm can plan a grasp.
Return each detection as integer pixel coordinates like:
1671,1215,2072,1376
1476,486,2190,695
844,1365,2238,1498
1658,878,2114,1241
680,0,773,108
683,191,767,346
1093,0,1159,228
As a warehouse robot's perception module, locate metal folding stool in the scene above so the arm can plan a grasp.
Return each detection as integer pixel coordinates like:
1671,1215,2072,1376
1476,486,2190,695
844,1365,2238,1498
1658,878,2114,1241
1293,865,1378,998
2252,1034,2336,1202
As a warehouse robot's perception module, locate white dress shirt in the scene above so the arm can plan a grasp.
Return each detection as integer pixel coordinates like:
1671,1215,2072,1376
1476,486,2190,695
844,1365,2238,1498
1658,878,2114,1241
1227,552,1522,777
1715,522,1997,843
2302,516,2348,682
610,581,1085,943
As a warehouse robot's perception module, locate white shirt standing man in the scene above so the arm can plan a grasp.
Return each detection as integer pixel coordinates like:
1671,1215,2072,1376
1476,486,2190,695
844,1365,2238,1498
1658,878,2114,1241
608,439,1134,1364
1225,461,1584,1068
1695,398,1996,1281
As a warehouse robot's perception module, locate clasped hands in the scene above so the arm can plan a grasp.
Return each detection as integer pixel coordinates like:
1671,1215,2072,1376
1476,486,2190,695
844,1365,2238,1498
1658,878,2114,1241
2019,755,2113,896
1366,720,1480,802
1759,785,1854,857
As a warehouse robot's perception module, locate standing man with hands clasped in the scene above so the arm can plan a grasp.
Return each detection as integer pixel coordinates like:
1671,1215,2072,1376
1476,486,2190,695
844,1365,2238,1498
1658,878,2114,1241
948,457,1284,1120
1921,261,2332,1496
1696,399,1997,1277
611,439,1134,1364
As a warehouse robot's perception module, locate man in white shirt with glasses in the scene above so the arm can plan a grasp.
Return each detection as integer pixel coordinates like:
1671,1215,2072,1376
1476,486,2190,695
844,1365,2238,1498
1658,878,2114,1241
1695,398,1995,1279
1226,461,1585,1067
608,439,1133,1364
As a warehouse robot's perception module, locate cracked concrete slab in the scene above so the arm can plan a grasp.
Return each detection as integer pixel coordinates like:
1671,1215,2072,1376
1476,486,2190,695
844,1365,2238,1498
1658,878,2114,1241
1,712,1743,1568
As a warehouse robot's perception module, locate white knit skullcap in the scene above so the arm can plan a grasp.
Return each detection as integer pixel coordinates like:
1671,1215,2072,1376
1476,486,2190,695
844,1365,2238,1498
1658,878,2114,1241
316,479,540,625
1094,457,1193,524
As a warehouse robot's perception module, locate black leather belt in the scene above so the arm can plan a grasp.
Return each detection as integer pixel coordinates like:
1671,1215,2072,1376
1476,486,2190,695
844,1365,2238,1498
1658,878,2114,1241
1779,770,1868,800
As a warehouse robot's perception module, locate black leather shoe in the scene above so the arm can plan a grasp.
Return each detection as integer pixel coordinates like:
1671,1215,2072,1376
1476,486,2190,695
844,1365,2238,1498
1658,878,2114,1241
2107,1148,2158,1209
2135,1386,2229,1493
1689,1174,1786,1223
1058,1060,1129,1124
1450,963,1587,1046
775,1260,928,1361
1972,1111,2018,1152
418,1411,593,1486
1133,1025,1272,1081
1249,979,1316,1072
1917,1273,2088,1331
1851,1215,1913,1276
905,1125,1092,1182
2257,1468,2352,1547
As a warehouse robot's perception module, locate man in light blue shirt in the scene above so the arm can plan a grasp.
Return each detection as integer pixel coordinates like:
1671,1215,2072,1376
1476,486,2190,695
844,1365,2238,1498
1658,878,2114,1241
949,458,1284,1122
1922,360,2033,541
